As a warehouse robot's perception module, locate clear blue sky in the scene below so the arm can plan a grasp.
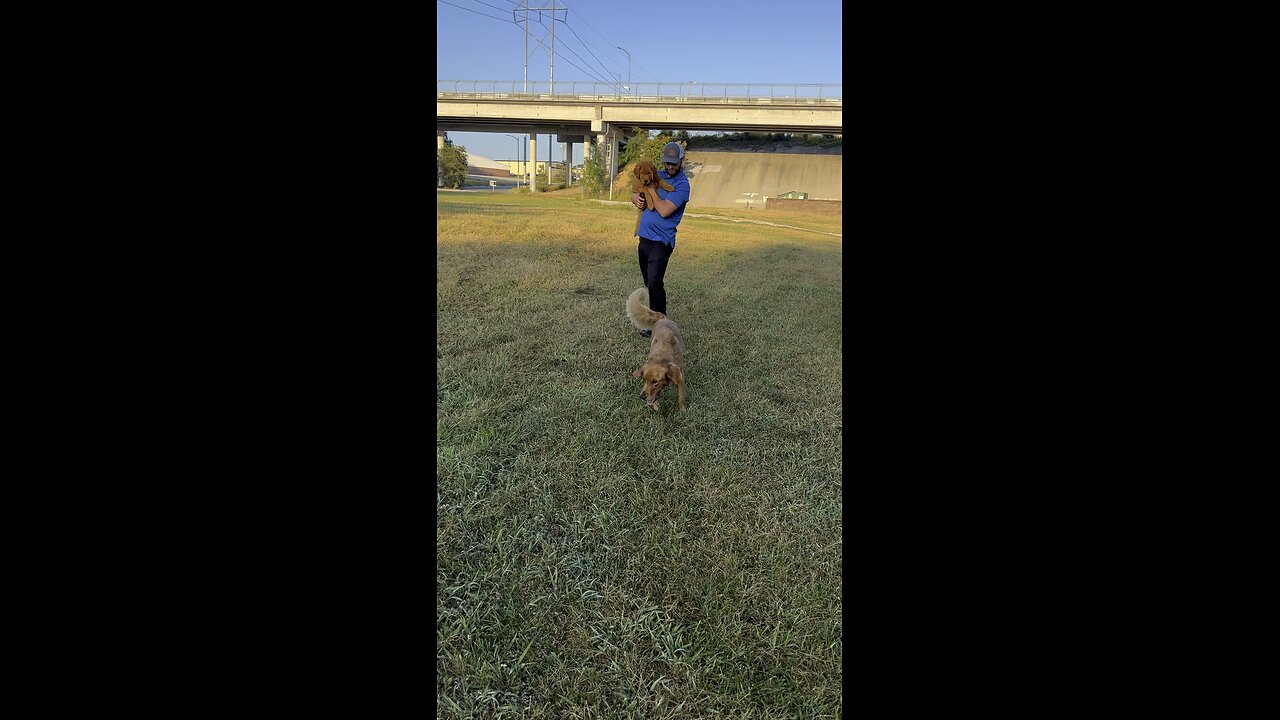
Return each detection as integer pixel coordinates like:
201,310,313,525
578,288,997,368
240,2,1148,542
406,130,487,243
436,0,842,164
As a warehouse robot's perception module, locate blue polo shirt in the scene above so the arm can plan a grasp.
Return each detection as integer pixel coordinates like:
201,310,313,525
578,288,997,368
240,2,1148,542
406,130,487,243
637,167,690,247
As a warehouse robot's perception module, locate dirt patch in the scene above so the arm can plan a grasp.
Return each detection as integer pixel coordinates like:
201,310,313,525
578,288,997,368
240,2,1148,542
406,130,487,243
540,186,587,197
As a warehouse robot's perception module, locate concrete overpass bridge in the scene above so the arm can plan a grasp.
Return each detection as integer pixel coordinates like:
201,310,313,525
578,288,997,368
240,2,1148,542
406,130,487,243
437,80,841,192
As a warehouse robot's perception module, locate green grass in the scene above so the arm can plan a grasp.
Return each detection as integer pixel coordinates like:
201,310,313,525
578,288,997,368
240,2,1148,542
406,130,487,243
437,191,842,719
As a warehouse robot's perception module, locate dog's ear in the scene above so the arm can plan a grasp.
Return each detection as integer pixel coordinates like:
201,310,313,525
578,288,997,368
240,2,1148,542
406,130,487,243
667,365,683,384
632,369,644,378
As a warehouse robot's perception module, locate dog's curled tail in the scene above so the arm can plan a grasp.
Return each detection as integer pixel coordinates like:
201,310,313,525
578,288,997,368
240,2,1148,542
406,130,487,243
626,287,665,330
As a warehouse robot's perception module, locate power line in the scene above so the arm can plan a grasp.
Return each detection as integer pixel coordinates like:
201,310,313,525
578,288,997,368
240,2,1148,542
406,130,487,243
562,4,655,81
437,0,513,23
561,19,617,84
533,17,609,84
527,28,549,61
562,6,627,77
441,0,665,84
528,18,608,84
436,0,638,86
565,6,623,65
629,58,661,82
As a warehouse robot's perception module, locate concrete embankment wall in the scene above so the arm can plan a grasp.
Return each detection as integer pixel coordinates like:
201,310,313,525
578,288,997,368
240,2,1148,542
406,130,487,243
683,150,841,209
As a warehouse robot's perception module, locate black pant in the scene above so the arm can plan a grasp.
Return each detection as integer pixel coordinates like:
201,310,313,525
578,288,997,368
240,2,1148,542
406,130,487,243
637,237,674,315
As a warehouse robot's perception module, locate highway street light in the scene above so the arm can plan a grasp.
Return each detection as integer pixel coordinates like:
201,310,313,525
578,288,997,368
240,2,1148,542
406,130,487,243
615,46,631,93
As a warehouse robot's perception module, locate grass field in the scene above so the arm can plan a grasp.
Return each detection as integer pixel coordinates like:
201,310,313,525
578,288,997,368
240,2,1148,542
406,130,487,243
437,191,842,718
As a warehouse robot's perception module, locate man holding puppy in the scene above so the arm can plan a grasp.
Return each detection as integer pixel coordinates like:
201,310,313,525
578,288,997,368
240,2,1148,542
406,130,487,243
630,140,691,337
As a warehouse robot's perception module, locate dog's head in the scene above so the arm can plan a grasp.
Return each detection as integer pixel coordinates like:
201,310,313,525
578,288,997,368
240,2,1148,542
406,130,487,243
633,159,658,187
632,362,682,411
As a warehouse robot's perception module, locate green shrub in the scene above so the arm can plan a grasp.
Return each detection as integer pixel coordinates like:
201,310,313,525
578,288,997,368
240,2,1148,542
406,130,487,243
681,131,841,149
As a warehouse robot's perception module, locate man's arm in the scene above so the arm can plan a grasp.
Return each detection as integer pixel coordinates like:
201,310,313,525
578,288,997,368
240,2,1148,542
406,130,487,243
654,180,690,217
653,197,678,217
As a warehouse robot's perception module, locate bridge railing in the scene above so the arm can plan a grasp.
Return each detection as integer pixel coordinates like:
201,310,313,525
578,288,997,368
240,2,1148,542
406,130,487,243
437,81,841,104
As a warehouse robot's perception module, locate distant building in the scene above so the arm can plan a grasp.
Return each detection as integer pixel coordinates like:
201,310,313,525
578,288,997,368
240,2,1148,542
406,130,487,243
499,160,569,178
467,153,515,178
500,160,547,175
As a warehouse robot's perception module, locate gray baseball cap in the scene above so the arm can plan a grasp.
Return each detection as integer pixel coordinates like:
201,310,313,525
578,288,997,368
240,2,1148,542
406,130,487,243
662,141,684,163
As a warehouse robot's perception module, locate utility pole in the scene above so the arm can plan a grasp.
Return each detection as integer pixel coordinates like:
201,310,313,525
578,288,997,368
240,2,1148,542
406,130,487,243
512,5,531,93
550,0,555,96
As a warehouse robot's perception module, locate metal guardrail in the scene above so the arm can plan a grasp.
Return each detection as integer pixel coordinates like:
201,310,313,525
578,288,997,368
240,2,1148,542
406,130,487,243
437,81,841,105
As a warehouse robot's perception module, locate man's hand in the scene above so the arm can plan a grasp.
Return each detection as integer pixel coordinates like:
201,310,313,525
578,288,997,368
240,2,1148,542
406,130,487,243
631,192,645,210
643,187,662,212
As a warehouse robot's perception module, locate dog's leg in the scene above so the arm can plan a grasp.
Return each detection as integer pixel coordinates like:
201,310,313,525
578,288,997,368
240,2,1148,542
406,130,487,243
668,365,687,412
632,181,646,238
644,186,661,211
658,178,675,193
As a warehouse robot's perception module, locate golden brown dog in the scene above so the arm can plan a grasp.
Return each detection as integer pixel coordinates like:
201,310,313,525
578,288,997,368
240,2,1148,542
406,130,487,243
631,159,675,240
626,287,686,412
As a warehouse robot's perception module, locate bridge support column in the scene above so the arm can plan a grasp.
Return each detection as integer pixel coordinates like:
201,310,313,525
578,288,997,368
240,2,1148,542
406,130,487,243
608,131,619,200
562,141,570,186
528,135,537,193
437,131,446,150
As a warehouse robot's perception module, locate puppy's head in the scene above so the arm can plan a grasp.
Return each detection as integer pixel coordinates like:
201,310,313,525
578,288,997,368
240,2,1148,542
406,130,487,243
632,362,680,411
633,159,656,187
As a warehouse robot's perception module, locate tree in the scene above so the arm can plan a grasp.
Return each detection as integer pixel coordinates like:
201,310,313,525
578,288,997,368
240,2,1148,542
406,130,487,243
619,129,676,171
579,137,608,197
438,141,468,189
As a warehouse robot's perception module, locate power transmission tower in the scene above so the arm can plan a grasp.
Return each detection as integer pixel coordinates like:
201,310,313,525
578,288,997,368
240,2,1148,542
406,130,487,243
512,2,567,95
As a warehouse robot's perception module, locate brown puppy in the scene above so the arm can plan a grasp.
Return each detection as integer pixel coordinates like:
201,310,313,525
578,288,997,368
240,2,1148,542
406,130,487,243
631,159,676,240
626,287,686,412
